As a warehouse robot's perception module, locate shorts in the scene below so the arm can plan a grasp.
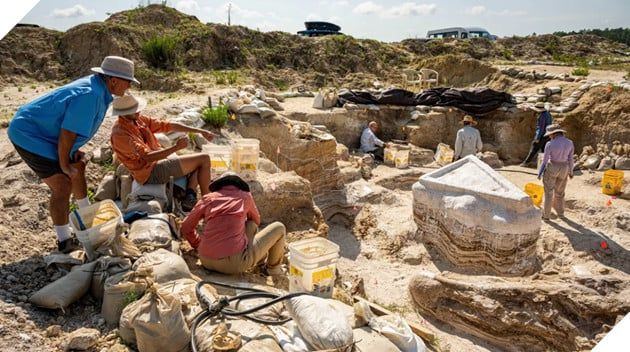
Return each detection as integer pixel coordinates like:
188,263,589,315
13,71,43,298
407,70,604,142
12,143,64,179
145,158,185,184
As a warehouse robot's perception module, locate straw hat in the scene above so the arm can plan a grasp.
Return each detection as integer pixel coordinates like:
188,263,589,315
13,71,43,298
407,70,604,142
91,56,140,84
111,95,147,116
543,124,566,137
209,172,250,192
461,115,477,125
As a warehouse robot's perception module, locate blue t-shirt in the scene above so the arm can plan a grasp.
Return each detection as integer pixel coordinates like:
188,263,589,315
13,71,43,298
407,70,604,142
8,75,113,160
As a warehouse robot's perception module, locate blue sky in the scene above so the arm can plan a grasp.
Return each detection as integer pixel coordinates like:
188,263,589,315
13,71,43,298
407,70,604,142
18,0,630,42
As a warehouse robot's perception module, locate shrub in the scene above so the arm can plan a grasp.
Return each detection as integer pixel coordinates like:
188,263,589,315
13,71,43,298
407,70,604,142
142,35,179,70
212,71,227,85
226,71,238,85
571,66,590,76
201,104,228,128
501,48,513,60
273,79,289,91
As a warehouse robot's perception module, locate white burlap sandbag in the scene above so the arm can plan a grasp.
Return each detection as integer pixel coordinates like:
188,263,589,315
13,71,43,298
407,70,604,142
29,261,97,310
128,214,173,252
131,249,192,284
286,296,354,351
102,269,151,327
90,256,132,301
120,284,190,352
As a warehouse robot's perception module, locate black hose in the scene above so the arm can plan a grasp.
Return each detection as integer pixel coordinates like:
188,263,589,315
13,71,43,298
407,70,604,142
191,280,310,352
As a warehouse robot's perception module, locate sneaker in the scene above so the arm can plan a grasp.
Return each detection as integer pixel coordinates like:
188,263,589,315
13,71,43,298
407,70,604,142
57,237,81,254
181,190,198,212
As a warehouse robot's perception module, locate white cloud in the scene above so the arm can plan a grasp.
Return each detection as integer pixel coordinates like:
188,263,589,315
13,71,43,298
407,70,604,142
354,2,437,17
337,0,350,5
176,0,199,13
306,13,321,21
353,1,384,15
216,2,263,19
328,15,341,23
468,5,486,16
51,4,95,18
489,9,527,16
387,2,436,17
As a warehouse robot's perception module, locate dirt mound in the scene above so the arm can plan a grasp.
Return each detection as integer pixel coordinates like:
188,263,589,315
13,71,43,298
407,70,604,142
59,22,148,78
401,37,498,60
106,4,200,28
561,86,630,149
1,4,628,91
0,26,64,82
412,54,498,87
497,34,629,61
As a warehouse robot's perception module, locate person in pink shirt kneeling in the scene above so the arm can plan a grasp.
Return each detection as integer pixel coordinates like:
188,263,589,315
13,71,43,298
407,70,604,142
181,172,287,275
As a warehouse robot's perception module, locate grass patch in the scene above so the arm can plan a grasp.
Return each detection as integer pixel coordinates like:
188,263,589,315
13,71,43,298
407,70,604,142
101,161,117,173
273,79,289,91
212,71,227,85
501,48,513,60
571,66,590,76
212,70,239,86
122,289,141,308
69,189,95,212
142,35,179,70
226,71,238,85
201,104,228,128
552,53,588,66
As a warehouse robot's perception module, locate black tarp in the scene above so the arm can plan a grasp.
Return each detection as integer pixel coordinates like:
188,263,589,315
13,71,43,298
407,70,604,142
337,87,513,115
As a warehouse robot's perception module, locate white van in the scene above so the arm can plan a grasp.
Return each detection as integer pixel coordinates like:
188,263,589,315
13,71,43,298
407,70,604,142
427,27,497,40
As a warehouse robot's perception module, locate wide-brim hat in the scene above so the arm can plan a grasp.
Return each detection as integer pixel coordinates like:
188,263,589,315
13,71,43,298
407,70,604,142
209,172,250,193
112,95,147,116
91,56,140,84
543,124,566,137
530,102,549,112
461,115,477,125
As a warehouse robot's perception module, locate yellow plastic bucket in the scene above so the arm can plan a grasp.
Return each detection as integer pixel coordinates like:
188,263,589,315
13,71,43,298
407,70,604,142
524,182,544,207
602,170,624,195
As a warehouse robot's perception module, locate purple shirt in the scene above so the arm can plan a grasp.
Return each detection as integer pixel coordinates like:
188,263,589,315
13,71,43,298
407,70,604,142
538,135,574,177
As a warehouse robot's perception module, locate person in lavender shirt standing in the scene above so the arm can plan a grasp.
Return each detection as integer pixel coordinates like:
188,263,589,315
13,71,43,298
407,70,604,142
537,124,574,220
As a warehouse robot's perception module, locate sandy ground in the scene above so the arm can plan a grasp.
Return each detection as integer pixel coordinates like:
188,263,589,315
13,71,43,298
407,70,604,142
0,80,628,352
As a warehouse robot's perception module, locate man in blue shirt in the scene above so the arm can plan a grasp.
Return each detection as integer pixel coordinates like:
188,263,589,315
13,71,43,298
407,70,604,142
8,56,139,253
360,121,390,161
521,103,553,167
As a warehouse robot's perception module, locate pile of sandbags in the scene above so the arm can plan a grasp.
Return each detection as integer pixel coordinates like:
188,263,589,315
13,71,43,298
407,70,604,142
575,142,630,171
222,87,281,118
313,88,338,109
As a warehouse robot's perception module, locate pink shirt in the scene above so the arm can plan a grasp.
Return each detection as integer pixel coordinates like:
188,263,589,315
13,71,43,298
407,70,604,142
181,186,261,259
538,135,574,177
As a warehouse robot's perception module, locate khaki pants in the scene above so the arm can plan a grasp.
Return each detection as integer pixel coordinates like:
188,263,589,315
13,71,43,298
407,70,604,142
542,162,570,218
200,221,286,274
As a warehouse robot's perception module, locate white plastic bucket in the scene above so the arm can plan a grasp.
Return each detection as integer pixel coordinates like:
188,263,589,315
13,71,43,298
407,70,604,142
395,150,410,169
203,144,232,176
288,237,340,298
69,200,123,261
232,138,260,181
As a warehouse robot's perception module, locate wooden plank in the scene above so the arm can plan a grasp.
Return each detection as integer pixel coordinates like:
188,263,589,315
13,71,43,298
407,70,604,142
353,295,436,344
